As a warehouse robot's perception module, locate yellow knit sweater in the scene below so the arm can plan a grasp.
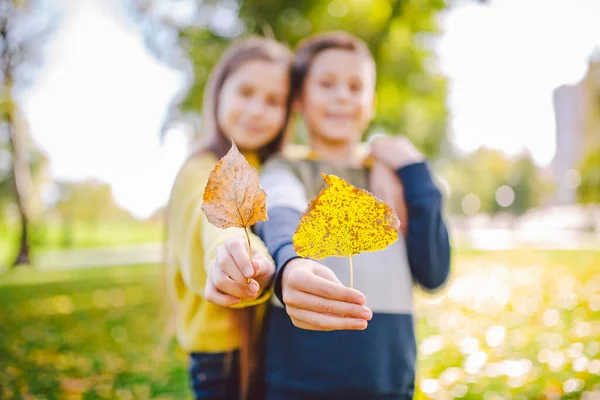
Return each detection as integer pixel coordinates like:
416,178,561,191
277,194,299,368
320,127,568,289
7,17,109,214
165,151,272,353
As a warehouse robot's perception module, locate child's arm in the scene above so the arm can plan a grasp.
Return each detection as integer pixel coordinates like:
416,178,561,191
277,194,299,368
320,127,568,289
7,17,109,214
371,136,451,291
397,162,450,291
168,155,274,307
255,158,371,331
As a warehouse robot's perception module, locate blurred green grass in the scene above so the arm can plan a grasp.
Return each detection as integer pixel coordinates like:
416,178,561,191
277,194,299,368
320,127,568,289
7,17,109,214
0,264,188,400
0,221,163,266
0,249,599,399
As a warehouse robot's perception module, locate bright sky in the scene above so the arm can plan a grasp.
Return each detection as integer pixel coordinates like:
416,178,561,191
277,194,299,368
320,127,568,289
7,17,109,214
23,0,600,219
438,0,600,163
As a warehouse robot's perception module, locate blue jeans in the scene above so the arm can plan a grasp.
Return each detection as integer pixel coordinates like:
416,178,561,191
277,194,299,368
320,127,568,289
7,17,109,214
189,351,240,400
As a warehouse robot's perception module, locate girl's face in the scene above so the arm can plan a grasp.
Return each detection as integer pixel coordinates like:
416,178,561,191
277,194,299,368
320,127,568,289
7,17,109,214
217,59,289,152
296,49,375,145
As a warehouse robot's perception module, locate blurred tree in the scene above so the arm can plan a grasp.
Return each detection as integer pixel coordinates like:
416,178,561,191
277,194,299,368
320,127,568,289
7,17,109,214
506,152,543,216
0,120,48,225
441,148,545,216
52,180,135,247
577,146,600,204
121,0,196,138
1,0,61,266
54,180,135,224
130,0,489,155
175,0,449,157
441,148,510,215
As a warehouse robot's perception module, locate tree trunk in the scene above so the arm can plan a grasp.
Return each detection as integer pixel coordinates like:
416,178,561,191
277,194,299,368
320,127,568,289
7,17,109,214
7,113,32,266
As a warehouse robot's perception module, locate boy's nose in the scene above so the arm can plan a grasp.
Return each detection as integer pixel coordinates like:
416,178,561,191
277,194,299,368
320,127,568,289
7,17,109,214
334,84,351,101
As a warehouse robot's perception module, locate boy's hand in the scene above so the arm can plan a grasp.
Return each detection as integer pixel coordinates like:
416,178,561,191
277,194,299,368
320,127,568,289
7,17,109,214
205,237,275,307
370,135,425,169
369,161,404,231
281,258,372,331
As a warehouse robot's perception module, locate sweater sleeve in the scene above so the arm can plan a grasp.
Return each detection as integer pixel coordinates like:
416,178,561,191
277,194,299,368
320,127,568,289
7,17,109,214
396,162,451,291
254,158,307,305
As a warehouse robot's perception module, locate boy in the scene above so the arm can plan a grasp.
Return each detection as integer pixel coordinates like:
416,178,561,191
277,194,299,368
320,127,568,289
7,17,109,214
254,32,451,399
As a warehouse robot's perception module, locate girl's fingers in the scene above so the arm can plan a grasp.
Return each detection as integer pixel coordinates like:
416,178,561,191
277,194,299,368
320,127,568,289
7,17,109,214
216,243,246,283
225,237,254,279
211,262,259,299
205,279,242,307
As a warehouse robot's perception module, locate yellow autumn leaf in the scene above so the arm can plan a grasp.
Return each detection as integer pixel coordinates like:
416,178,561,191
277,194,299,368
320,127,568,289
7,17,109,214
293,173,399,287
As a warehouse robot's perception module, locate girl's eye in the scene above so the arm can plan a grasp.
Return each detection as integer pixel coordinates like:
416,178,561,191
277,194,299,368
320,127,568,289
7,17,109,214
319,80,334,88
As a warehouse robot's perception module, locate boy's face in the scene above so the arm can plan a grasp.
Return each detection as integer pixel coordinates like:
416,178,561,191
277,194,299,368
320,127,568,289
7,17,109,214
297,49,376,146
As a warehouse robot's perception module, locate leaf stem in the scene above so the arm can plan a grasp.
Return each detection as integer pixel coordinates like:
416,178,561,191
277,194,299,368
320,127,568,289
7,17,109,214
244,227,252,284
348,256,354,289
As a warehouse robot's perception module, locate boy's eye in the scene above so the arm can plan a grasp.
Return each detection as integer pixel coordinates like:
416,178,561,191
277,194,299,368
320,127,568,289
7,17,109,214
319,80,334,88
349,81,363,92
239,85,254,97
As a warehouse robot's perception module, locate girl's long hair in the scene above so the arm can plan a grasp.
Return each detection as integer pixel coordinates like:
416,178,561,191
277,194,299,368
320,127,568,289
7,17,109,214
195,36,294,163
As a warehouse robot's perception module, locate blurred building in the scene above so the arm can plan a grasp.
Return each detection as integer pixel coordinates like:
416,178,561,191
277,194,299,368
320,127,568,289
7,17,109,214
552,58,600,204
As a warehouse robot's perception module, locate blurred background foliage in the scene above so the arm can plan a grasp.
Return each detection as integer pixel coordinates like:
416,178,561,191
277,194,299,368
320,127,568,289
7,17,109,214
178,0,450,157
0,0,599,398
1,0,569,266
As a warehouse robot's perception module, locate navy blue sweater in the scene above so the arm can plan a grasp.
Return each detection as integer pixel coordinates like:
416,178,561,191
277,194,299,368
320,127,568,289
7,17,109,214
256,157,451,400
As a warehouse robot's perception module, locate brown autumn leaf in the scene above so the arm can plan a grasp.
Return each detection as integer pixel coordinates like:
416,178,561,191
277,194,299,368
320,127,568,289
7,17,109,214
201,142,268,229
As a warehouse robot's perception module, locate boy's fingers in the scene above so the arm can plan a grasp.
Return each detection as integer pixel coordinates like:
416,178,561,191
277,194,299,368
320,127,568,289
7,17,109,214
287,306,368,331
293,271,366,305
283,290,372,320
311,265,343,284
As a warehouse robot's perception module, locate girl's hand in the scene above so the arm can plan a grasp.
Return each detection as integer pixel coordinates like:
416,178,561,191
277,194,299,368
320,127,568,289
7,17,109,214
205,237,275,307
369,135,424,170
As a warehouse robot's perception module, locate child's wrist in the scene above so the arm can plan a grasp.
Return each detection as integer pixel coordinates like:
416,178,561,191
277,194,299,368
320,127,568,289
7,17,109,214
392,155,425,170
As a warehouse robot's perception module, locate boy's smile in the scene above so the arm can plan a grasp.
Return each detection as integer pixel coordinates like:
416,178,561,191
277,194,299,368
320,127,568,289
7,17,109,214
297,49,376,145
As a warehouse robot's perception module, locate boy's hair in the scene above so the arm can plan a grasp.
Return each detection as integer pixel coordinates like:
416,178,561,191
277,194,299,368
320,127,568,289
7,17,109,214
290,32,408,235
290,31,376,100
200,36,294,163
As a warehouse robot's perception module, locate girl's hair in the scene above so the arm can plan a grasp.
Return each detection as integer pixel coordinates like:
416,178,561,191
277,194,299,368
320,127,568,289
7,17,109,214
201,36,293,400
166,37,293,400
198,36,294,163
289,31,409,235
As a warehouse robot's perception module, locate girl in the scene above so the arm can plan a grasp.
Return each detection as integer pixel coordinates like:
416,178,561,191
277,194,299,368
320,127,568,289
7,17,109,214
164,37,293,400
